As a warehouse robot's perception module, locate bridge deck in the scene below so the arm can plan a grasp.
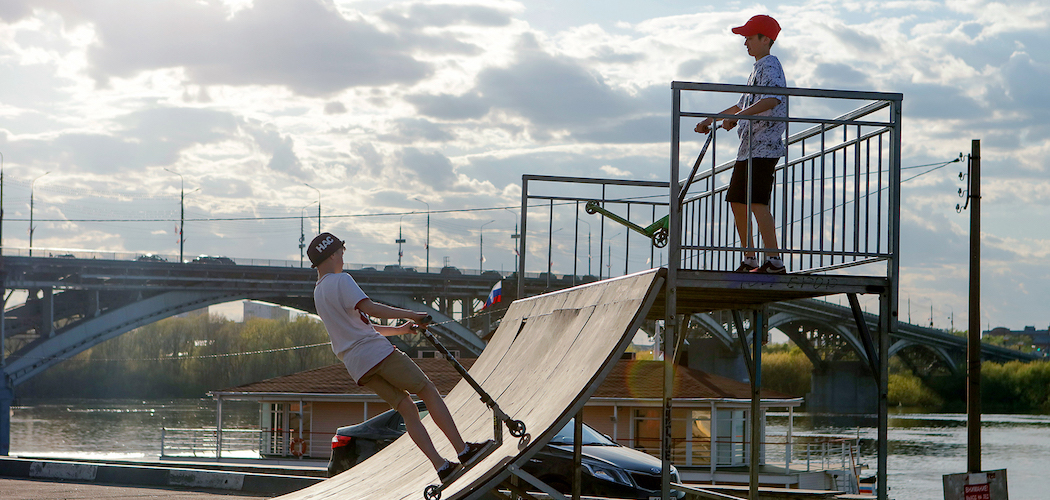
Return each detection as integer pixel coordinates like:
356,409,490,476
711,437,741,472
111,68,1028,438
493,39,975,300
275,269,665,500
649,270,889,318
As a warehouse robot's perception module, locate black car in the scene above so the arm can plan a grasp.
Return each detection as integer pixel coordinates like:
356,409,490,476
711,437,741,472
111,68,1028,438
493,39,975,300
328,400,429,476
328,402,683,499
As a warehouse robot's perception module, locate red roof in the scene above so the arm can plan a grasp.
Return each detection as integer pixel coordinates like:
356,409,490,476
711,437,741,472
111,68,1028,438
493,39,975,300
217,358,794,400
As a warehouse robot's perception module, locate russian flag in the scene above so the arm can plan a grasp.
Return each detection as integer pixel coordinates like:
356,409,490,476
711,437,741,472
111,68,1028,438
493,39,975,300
483,280,502,309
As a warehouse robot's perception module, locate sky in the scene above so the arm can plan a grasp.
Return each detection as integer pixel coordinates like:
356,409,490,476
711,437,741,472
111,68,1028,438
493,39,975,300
0,0,1047,331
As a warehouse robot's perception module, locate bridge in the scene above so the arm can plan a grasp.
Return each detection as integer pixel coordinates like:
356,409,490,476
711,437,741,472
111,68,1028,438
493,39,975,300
0,253,1034,451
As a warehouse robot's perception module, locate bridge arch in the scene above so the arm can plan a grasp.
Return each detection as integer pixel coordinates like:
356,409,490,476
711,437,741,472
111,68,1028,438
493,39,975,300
767,311,869,370
5,290,245,387
889,339,959,376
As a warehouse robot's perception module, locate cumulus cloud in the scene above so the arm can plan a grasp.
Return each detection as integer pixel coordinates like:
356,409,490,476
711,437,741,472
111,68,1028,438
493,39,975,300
52,0,462,96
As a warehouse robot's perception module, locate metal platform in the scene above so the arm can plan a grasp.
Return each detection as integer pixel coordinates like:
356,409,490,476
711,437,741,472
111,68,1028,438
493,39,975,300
649,270,888,318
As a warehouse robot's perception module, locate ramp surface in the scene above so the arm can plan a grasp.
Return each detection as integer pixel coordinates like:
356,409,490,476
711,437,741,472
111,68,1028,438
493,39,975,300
277,269,664,500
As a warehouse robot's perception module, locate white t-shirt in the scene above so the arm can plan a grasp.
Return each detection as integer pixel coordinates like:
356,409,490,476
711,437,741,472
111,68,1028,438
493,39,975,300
314,272,395,383
736,54,787,160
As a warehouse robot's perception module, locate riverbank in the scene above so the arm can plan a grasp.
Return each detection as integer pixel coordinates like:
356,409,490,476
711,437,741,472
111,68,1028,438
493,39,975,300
10,399,1050,498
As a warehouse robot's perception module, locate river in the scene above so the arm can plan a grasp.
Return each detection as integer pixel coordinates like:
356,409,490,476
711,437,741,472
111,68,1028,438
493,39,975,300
9,399,1050,499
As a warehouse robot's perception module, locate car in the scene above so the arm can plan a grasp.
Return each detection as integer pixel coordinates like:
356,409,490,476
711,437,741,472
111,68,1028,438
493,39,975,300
190,255,236,265
328,400,429,476
136,254,168,262
328,402,684,499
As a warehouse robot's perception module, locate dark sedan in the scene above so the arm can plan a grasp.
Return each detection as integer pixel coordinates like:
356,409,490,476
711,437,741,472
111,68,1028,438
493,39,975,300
328,402,683,499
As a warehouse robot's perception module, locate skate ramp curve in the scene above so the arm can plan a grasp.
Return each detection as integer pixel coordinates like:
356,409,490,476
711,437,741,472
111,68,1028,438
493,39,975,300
277,268,664,500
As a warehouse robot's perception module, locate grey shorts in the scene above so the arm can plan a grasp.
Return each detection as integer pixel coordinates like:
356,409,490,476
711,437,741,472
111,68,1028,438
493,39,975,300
358,350,432,408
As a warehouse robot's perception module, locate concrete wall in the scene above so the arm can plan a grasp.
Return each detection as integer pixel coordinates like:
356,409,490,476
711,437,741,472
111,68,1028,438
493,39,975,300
807,361,878,414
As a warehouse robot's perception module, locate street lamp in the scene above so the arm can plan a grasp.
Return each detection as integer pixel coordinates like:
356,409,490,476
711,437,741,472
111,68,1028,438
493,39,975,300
396,215,407,267
164,168,188,263
479,220,494,272
414,198,430,273
29,171,50,256
299,201,317,268
303,183,321,233
504,208,520,275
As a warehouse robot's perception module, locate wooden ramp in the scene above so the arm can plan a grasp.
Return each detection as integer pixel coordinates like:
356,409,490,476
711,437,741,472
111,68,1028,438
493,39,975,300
278,269,665,500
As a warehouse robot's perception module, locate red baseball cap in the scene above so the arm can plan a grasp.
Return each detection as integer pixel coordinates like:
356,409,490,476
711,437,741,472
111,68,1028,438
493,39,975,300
732,15,781,41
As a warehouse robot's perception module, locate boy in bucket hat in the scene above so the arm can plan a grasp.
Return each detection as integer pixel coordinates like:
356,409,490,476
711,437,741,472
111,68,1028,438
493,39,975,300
695,14,788,274
307,232,487,480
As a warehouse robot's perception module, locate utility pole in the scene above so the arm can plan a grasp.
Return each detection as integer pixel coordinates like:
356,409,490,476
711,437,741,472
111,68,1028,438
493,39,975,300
505,208,520,276
29,171,50,257
164,168,189,263
415,198,430,273
479,220,494,272
966,139,981,473
396,216,406,267
304,183,321,233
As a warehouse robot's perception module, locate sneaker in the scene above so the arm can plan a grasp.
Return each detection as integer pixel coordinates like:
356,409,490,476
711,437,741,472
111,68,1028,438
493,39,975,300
437,460,460,482
751,258,786,274
735,256,759,272
457,440,493,465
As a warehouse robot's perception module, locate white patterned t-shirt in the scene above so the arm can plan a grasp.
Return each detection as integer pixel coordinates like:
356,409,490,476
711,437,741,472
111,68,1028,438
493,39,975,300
735,55,787,160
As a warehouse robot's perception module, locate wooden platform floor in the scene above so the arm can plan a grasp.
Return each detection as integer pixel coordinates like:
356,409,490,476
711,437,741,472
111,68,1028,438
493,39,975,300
648,269,888,318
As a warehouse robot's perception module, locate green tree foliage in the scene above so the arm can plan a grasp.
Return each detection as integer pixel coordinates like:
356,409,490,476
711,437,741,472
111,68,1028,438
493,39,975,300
980,360,1050,413
888,372,944,408
20,314,336,399
761,345,813,398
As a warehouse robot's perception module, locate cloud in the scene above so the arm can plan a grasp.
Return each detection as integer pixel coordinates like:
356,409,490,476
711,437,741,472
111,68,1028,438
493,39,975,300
63,0,445,96
379,118,457,144
379,3,513,29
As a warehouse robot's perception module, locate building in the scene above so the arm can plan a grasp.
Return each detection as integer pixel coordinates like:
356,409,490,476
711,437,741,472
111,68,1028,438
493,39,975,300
984,325,1050,356
243,300,291,321
202,358,866,490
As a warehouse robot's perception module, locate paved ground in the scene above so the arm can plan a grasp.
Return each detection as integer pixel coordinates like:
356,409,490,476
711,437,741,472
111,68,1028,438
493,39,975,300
0,477,276,500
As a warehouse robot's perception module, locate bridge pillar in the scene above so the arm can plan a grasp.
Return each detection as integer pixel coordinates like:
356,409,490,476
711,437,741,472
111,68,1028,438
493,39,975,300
807,361,877,414
42,287,54,338
0,383,11,455
685,338,748,382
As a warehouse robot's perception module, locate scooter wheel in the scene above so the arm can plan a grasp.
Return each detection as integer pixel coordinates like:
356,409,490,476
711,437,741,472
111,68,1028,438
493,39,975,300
652,228,668,248
584,200,600,215
507,419,527,437
424,484,441,500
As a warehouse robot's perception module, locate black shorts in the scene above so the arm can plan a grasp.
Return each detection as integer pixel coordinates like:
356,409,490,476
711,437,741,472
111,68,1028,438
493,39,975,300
726,158,779,205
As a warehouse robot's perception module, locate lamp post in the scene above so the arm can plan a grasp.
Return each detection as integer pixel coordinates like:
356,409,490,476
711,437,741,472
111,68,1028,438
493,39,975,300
303,183,321,233
299,202,317,267
396,215,407,267
479,220,494,272
414,198,430,273
29,171,50,257
164,168,187,263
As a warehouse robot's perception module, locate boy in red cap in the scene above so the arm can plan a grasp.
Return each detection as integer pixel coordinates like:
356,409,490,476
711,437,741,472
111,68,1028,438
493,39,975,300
307,232,488,481
695,14,788,274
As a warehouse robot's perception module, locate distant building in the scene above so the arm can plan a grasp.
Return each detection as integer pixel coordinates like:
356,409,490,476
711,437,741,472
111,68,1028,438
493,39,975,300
243,300,290,322
984,325,1050,356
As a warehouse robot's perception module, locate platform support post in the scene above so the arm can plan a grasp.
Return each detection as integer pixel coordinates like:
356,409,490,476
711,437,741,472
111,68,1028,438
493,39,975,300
662,85,683,500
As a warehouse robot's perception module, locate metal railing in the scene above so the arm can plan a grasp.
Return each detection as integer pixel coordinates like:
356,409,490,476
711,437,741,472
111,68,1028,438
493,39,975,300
672,82,902,275
160,427,324,459
618,435,860,474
